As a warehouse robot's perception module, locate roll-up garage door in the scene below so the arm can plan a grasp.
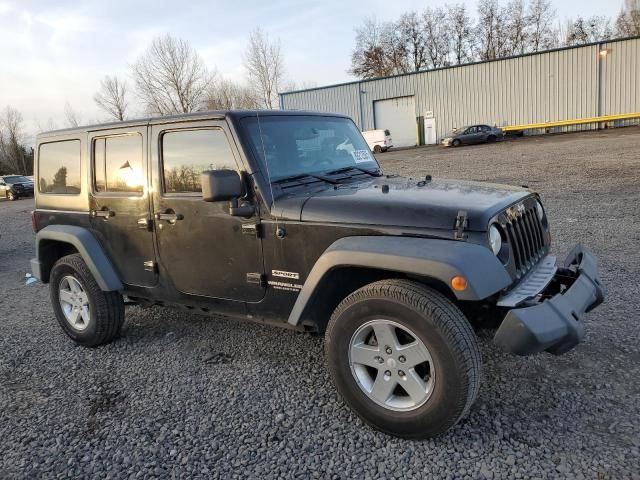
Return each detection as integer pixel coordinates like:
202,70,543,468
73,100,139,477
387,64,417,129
373,96,417,148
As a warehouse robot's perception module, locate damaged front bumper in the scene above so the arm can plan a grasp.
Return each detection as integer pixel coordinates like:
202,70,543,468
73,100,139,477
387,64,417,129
494,244,605,356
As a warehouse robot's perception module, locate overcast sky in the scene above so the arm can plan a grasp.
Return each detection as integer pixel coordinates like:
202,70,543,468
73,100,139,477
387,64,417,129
0,0,626,138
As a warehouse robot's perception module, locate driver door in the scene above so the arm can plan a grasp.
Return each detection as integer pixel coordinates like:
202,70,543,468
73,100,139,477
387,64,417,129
150,120,265,302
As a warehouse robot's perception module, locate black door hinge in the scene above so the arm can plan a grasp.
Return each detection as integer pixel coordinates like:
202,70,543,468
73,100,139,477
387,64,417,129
242,223,261,238
454,210,468,240
246,272,266,287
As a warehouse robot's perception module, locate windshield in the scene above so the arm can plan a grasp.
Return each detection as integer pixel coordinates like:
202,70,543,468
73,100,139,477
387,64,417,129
4,175,30,184
241,115,379,181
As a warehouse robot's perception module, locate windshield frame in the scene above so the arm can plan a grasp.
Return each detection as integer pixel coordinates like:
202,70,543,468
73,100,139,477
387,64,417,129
239,114,381,185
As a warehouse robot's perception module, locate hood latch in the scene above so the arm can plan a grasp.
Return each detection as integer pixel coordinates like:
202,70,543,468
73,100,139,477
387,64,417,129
454,210,468,240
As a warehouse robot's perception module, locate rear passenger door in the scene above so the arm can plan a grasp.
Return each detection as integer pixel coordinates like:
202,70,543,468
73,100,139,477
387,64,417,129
88,127,157,287
478,125,491,142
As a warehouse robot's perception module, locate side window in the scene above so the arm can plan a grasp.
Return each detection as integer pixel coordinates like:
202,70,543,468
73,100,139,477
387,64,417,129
162,129,236,194
38,140,81,194
93,134,144,194
481,125,491,133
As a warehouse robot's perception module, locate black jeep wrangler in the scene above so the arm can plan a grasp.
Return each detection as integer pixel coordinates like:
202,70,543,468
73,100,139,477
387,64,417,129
31,111,604,438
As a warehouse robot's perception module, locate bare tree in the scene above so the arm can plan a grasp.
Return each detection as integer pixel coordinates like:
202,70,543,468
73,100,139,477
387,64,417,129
0,106,29,174
94,75,129,121
64,102,80,128
423,7,451,68
615,0,640,37
446,4,475,65
564,16,613,45
476,0,509,60
349,18,401,78
133,34,213,115
244,28,284,109
526,0,557,51
203,78,259,110
504,0,529,55
398,12,427,72
35,117,58,133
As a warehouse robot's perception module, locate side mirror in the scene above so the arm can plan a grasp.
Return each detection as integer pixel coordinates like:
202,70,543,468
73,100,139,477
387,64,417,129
201,170,244,202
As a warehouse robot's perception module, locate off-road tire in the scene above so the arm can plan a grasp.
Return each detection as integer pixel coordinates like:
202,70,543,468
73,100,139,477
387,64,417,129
50,253,124,347
325,279,481,439
373,145,383,154
452,139,461,147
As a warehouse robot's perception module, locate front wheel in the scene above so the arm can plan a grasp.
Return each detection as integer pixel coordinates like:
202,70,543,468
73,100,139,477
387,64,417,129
451,139,461,147
325,279,481,438
7,191,16,201
373,145,383,154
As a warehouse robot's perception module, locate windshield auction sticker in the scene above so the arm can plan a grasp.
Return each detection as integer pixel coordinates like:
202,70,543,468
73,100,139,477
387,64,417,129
351,150,372,163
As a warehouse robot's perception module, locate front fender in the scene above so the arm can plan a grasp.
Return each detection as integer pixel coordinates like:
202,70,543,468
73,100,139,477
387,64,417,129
287,236,511,325
31,225,123,291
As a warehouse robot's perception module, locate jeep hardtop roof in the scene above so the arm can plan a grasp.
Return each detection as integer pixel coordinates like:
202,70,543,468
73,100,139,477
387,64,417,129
36,110,351,140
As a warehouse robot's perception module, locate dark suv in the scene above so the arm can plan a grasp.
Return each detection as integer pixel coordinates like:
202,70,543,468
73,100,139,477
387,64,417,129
30,111,604,438
1,175,34,200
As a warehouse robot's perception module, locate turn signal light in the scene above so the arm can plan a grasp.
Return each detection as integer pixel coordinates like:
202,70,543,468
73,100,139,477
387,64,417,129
451,276,467,291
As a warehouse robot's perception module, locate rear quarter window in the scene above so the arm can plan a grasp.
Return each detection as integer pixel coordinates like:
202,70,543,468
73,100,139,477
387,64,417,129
38,140,81,194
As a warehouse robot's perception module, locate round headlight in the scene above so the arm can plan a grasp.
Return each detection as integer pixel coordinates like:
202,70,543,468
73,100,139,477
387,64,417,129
536,201,544,221
489,224,502,255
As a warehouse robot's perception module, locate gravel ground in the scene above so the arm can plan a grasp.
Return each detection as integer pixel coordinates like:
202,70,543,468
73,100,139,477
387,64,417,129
1,127,639,479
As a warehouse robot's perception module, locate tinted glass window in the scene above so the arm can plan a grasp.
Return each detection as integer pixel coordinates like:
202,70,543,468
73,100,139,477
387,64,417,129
39,140,81,194
241,116,378,181
162,129,236,194
93,134,143,194
480,125,491,132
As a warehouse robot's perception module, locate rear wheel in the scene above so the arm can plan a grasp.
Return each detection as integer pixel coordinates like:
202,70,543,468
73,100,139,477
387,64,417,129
325,279,480,438
373,145,383,154
49,254,125,347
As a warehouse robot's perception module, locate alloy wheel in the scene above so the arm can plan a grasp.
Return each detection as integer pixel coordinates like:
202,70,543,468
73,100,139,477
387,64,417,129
348,319,436,411
58,275,91,331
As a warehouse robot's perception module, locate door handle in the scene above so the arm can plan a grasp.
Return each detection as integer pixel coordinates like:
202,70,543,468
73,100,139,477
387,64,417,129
91,208,115,219
155,211,184,224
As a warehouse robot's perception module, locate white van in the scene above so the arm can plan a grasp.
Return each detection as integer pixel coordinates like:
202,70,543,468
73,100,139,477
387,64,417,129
362,129,393,153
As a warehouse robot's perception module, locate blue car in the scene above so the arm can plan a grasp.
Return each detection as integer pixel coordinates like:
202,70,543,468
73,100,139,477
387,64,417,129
442,124,504,147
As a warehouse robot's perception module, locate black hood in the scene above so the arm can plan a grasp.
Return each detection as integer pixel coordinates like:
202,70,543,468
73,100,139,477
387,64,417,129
275,176,533,232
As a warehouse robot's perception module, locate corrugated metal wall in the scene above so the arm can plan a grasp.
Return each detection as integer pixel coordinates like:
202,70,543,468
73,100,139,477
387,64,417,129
280,37,640,142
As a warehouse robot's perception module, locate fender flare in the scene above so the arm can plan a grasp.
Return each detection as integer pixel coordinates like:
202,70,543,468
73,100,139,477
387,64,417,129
31,225,123,291
287,236,511,325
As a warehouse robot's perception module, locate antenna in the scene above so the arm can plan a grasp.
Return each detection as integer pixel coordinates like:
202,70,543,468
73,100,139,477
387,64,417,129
256,110,279,230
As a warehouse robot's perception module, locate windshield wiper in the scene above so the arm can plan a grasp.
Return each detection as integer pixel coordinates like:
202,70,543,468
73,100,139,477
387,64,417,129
271,173,337,185
325,166,382,177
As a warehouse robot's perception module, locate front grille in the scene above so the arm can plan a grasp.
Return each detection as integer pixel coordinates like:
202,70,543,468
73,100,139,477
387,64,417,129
504,206,546,276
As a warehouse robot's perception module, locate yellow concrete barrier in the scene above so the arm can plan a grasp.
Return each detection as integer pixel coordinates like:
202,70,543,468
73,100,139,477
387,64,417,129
502,112,640,132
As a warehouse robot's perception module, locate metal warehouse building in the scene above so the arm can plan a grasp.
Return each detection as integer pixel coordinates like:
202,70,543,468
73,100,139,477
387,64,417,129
279,36,640,148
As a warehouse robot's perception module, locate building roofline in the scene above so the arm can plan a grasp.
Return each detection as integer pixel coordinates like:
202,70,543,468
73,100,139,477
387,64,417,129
279,35,640,97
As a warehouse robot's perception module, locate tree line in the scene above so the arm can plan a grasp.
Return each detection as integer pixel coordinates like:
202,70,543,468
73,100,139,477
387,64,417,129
350,0,640,78
1,28,287,174
0,107,33,175
93,28,286,122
